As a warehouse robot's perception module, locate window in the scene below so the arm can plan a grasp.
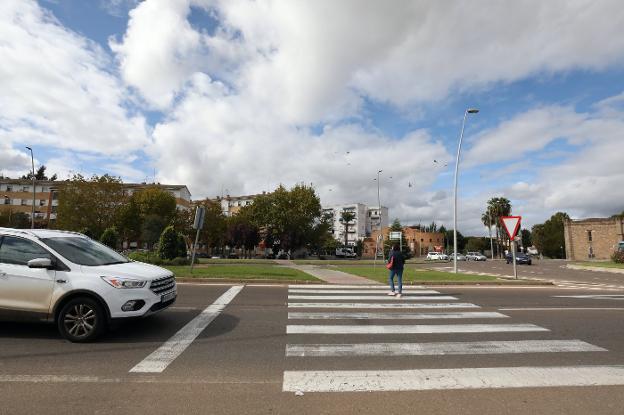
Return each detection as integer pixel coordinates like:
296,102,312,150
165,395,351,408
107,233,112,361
6,185,12,192
41,237,128,266
2,198,9,205
587,230,593,242
22,186,29,192
0,236,51,265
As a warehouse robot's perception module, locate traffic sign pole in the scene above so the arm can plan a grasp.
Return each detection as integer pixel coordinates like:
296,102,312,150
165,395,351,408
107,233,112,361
501,216,522,280
511,240,518,280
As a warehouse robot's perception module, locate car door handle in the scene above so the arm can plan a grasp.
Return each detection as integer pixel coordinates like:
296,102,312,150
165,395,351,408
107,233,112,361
56,279,67,284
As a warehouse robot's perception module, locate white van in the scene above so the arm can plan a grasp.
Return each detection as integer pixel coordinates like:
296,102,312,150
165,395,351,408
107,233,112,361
0,228,176,342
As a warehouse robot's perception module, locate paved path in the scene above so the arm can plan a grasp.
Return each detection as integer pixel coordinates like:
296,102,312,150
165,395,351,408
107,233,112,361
276,260,380,285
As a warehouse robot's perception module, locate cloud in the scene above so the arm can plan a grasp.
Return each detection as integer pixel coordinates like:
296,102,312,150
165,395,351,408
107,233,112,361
0,0,149,156
113,0,624,121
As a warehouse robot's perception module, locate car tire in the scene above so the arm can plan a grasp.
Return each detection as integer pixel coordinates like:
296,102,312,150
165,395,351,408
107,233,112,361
57,297,107,343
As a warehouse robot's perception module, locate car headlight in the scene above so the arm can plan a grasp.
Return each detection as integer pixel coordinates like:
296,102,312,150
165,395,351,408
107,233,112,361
101,276,147,289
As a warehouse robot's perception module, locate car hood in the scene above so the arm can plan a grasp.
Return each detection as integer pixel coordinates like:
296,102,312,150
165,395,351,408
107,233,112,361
80,261,173,281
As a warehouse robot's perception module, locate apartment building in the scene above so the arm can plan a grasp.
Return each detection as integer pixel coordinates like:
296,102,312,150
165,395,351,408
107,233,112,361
216,192,267,217
0,179,192,226
322,203,389,246
0,179,59,224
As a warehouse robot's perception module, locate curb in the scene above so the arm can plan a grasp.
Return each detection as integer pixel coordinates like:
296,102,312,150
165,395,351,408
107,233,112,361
174,277,552,286
175,277,323,285
567,264,624,274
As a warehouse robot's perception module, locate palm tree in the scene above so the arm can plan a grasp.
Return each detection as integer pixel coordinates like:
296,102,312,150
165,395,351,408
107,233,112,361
339,210,356,248
485,197,512,258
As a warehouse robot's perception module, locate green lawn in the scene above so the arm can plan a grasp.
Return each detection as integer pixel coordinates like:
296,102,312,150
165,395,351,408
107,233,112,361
332,265,499,283
292,258,428,265
575,261,624,269
197,258,277,265
165,264,318,281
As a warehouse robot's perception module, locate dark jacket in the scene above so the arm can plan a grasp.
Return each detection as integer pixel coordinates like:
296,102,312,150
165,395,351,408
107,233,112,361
388,250,405,270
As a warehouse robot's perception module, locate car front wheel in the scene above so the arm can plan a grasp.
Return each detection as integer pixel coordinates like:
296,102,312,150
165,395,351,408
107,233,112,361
57,297,106,343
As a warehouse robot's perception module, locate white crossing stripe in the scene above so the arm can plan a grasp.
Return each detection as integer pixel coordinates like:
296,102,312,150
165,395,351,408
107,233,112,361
287,295,457,301
288,311,507,320
285,339,606,357
553,295,624,300
282,365,624,392
288,284,424,289
288,289,440,294
288,302,479,309
286,323,548,334
129,285,244,373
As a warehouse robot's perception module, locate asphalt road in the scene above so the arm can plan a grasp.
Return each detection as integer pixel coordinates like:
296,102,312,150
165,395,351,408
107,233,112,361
425,258,624,289
2,282,624,414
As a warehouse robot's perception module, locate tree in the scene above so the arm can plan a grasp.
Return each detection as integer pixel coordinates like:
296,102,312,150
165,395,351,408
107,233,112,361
444,229,466,252
532,212,569,258
100,227,119,250
339,210,356,247
142,214,167,250
465,237,488,253
246,184,321,252
484,197,512,258
176,233,188,258
55,174,126,239
0,211,30,228
521,228,532,249
226,214,259,258
116,198,142,244
384,219,410,258
158,225,180,260
22,165,57,181
133,186,177,224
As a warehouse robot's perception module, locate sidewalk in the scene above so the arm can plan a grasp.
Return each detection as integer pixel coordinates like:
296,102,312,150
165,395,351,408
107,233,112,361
276,260,379,285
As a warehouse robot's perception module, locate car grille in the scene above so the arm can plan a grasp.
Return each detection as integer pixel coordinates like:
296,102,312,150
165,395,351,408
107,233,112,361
150,275,176,295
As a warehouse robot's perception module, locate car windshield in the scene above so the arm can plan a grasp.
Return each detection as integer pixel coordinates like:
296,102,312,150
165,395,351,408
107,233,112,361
41,237,129,266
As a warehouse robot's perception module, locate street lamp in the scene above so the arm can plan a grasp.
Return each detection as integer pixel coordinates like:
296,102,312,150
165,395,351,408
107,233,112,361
453,108,479,273
25,146,35,229
373,170,383,265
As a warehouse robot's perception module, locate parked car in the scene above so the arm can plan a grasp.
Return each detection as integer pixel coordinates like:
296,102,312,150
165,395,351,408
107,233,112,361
0,227,176,342
449,253,466,261
506,252,532,265
335,247,357,258
426,252,447,260
466,252,487,261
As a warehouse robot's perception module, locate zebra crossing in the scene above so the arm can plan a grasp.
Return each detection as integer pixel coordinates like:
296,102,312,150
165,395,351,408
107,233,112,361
283,284,620,393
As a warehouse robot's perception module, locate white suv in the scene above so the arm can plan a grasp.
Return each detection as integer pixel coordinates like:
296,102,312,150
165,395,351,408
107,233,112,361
0,228,176,342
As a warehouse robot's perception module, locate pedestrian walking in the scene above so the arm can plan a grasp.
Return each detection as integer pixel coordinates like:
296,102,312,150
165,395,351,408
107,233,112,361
386,244,405,298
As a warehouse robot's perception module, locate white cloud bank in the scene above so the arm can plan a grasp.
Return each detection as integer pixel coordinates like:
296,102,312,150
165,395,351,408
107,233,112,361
0,0,149,159
2,0,624,235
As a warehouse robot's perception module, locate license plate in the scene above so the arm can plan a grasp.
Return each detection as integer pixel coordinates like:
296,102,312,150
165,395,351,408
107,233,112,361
161,291,176,303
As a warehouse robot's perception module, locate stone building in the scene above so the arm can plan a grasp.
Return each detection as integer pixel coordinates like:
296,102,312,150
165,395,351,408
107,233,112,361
564,217,624,260
362,226,445,258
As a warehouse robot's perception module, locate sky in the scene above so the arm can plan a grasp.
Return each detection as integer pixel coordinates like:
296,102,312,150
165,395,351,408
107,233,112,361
1,0,623,236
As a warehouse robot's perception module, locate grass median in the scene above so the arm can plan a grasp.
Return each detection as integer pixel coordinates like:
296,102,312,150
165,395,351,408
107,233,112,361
164,264,319,281
331,265,499,284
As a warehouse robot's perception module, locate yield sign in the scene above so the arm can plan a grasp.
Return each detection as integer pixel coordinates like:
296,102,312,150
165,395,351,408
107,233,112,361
501,216,522,239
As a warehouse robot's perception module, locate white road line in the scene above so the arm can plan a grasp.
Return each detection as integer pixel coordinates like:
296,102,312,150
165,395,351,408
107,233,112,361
288,289,440,294
287,295,457,301
553,295,624,300
282,365,624,392
500,307,624,311
288,302,479,309
288,311,508,320
285,339,605,357
129,285,244,373
288,285,423,289
286,323,548,334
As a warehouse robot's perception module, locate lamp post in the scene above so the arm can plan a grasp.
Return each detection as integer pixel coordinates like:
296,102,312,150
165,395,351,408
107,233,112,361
25,146,35,229
453,108,479,273
373,170,383,266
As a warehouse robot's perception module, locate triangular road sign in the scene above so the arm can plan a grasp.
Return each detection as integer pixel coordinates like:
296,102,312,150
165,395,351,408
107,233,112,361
501,216,522,239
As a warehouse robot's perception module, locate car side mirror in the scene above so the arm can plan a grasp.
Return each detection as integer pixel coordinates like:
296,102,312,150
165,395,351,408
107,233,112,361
27,258,53,269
